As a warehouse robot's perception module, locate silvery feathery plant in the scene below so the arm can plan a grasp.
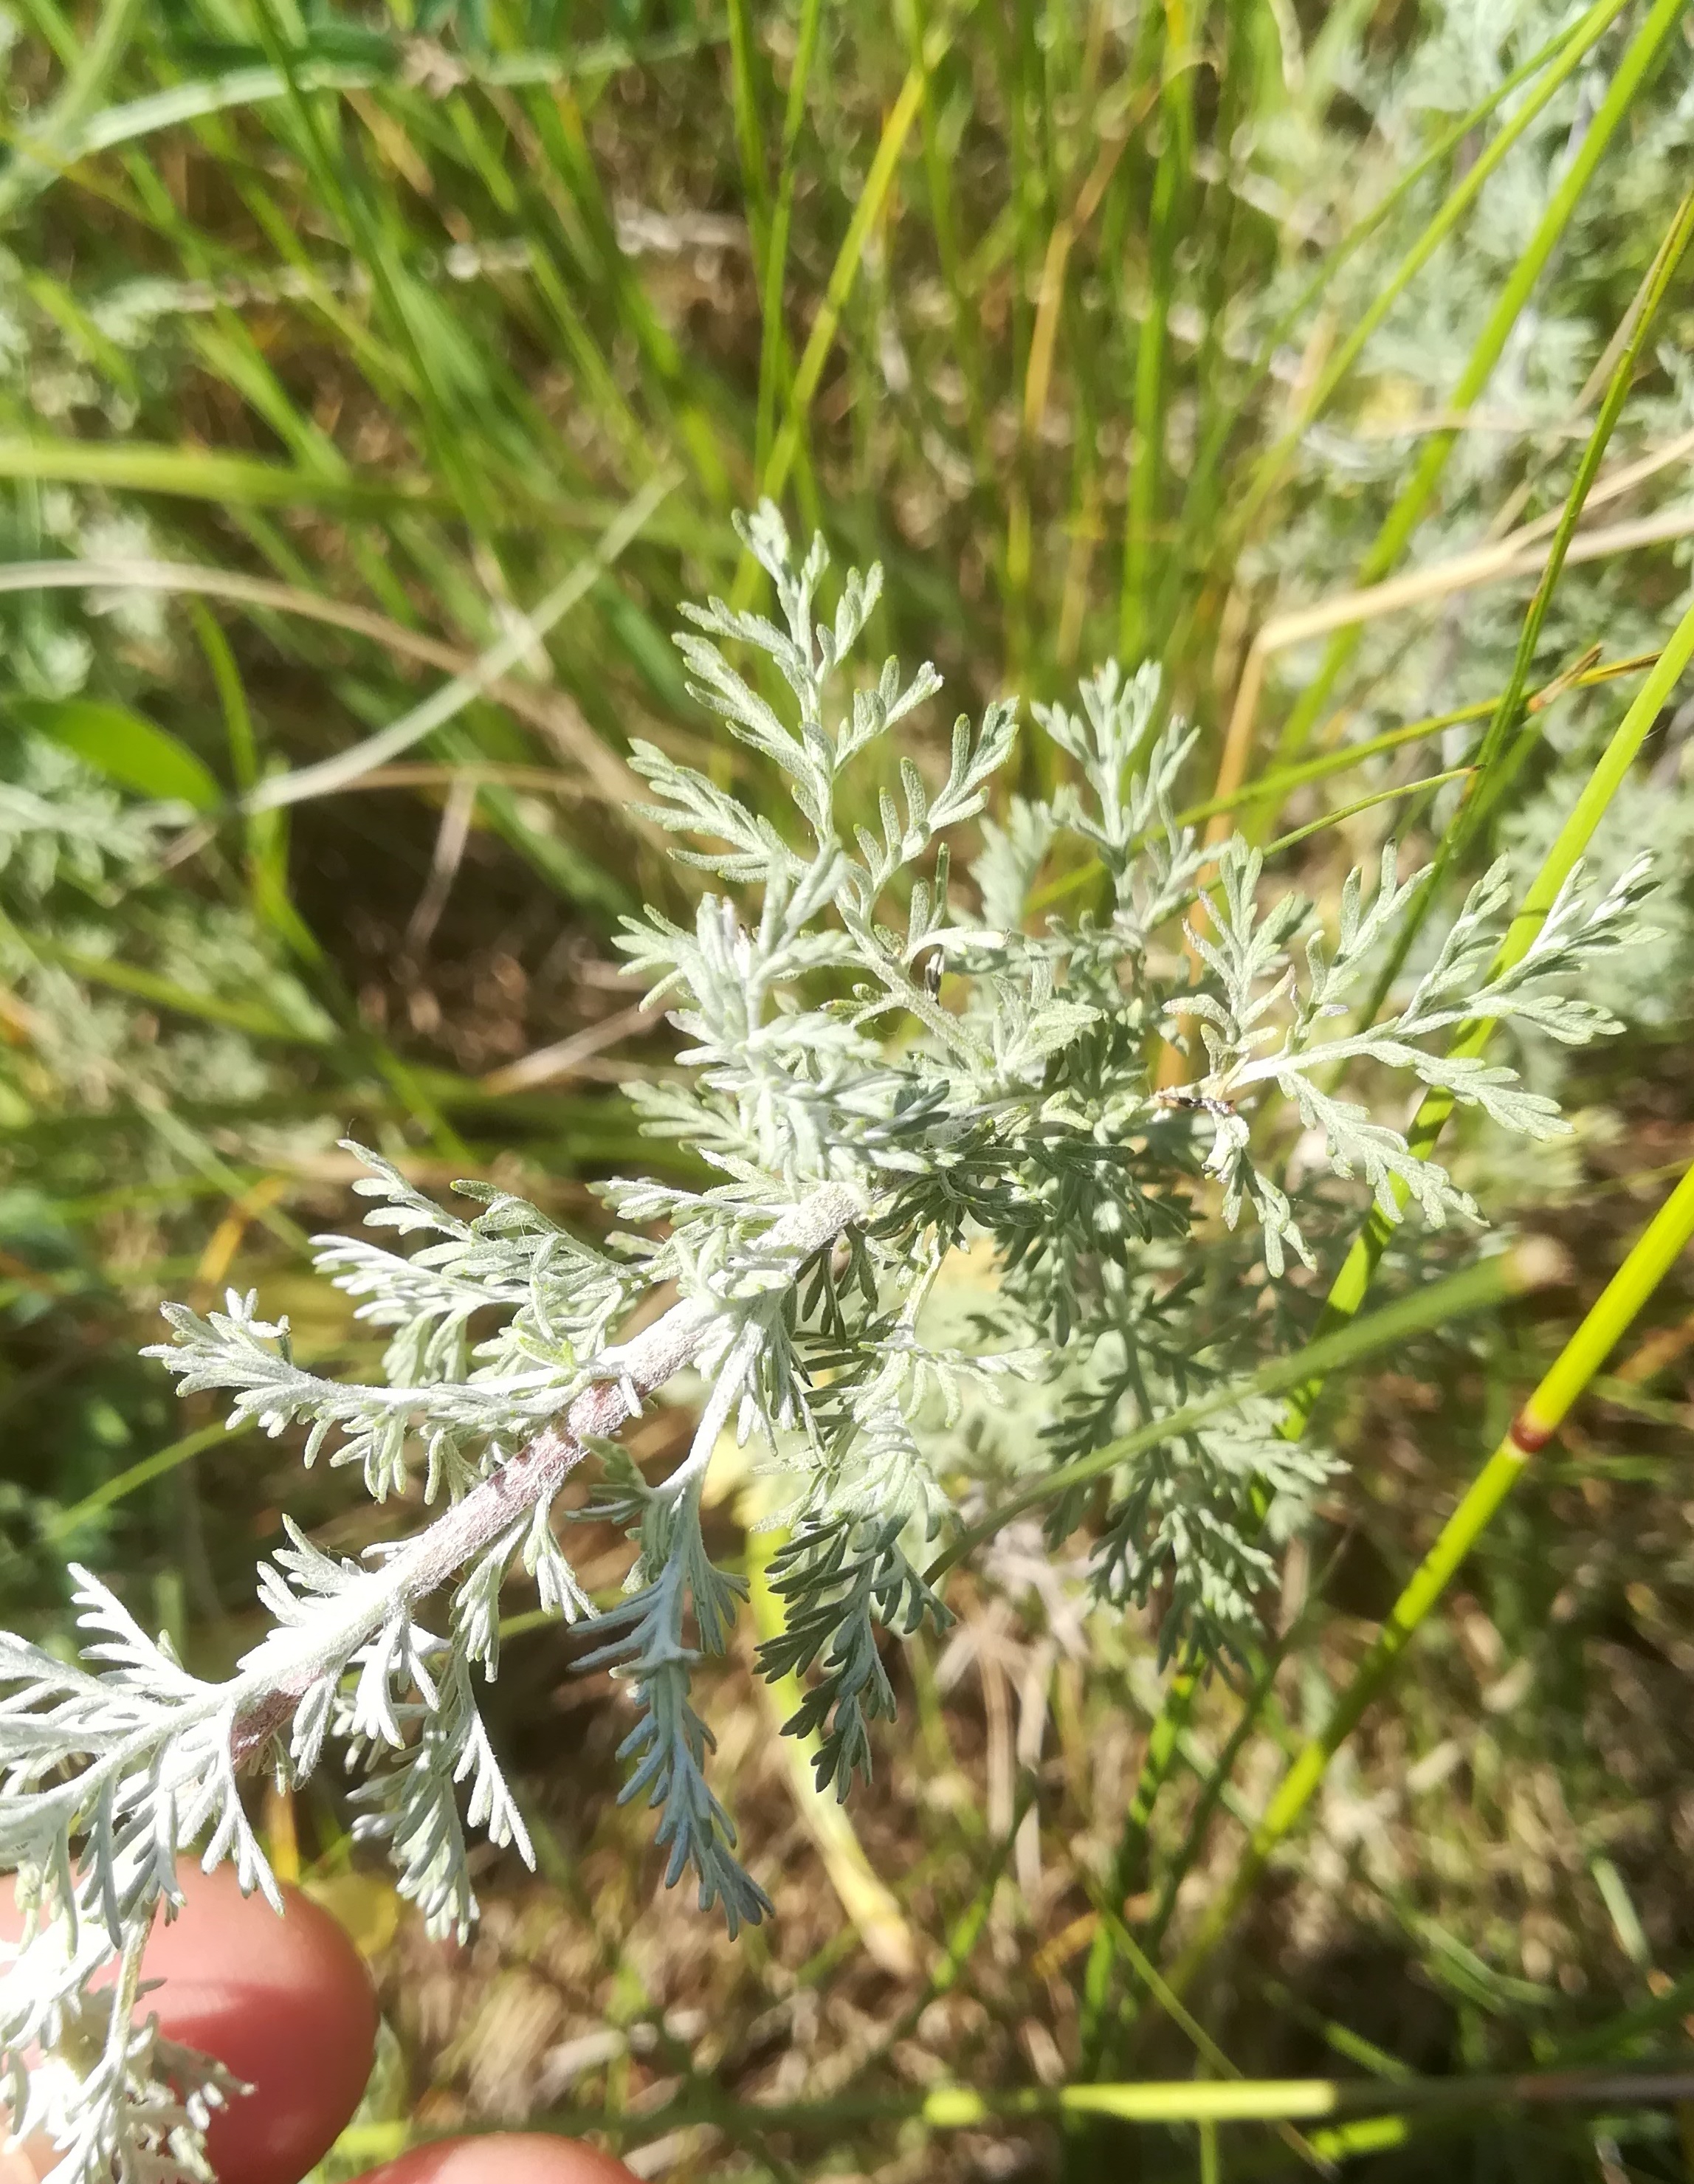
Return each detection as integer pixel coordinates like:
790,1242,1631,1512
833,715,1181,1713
0,506,1651,2184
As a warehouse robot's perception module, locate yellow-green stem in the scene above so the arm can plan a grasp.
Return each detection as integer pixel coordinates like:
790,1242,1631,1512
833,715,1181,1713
1229,0,1632,545
1292,582,1694,1417
1273,0,1688,762
1352,182,1694,1017
1167,1158,1694,1998
928,1241,1546,1581
1081,596,1694,2064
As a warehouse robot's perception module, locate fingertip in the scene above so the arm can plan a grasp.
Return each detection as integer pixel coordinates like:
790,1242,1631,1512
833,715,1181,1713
0,2141,47,2184
138,1864,378,2184
352,2135,638,2184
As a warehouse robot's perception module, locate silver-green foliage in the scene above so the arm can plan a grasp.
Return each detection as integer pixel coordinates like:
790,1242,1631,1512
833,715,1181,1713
1253,0,1694,806
0,726,328,1128
0,509,1649,2184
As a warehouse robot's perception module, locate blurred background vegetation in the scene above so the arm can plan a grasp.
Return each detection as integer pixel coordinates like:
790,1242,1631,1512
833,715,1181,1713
2,0,1694,2176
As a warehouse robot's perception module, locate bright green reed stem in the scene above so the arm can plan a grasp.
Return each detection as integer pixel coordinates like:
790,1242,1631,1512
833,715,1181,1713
1080,593,1694,2070
1228,0,1633,545
1348,182,1694,1013
927,1247,1539,1579
1167,1157,1694,1998
1295,583,1694,1413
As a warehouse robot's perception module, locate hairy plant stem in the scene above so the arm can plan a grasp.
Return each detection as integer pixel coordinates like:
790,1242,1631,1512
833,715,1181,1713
129,1183,865,1784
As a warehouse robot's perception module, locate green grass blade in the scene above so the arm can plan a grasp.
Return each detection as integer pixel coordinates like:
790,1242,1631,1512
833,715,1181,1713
725,0,772,261
1166,1157,1694,1999
927,1239,1548,1580
1351,182,1694,1018
242,469,678,814
1118,1,1195,663
47,1418,260,1541
752,0,821,481
0,433,437,510
1271,0,1688,763
1258,766,1473,858
29,28,726,167
13,695,221,811
1163,2,1621,674
10,930,332,1045
751,11,964,527
0,0,146,221
1084,1895,1329,2169
1228,0,1632,545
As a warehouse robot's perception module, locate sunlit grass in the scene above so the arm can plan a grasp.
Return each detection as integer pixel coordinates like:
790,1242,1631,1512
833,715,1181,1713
4,0,1694,2176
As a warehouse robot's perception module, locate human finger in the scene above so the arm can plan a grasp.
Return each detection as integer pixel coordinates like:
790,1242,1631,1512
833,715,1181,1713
2,1863,378,2184
352,2133,638,2184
